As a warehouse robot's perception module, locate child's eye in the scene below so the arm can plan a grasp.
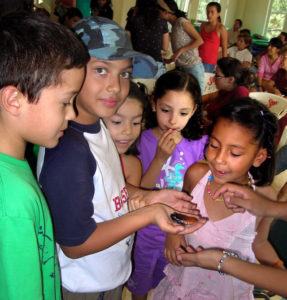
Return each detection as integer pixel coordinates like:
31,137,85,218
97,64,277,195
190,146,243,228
161,108,169,113
180,112,188,116
120,71,132,79
96,68,107,75
231,152,241,157
112,120,121,125
209,143,218,149
133,122,141,126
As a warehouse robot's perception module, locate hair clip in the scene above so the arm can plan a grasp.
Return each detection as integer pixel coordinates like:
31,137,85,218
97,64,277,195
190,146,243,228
260,110,264,116
267,155,271,159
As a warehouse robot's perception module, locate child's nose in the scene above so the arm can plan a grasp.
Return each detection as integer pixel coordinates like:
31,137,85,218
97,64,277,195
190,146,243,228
66,105,76,121
123,123,132,135
169,113,177,125
107,74,121,94
215,149,226,163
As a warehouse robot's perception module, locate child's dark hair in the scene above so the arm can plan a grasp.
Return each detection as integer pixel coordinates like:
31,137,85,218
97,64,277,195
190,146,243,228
239,28,251,36
280,32,287,43
0,11,89,103
207,2,221,12
161,0,187,18
62,7,83,23
125,81,149,156
217,57,254,87
214,97,278,186
145,69,204,140
269,37,283,49
90,0,112,9
238,33,252,47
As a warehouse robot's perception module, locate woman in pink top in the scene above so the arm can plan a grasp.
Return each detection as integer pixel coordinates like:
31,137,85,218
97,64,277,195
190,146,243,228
199,2,228,73
258,37,283,91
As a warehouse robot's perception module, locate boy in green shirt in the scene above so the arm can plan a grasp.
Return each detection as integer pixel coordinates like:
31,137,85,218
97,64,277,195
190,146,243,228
0,12,89,299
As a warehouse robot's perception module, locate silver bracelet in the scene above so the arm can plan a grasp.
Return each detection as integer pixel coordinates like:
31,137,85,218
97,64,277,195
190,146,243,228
217,250,239,275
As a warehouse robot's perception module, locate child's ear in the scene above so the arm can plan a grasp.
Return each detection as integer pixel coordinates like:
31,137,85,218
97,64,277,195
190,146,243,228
253,148,267,167
228,76,236,85
1,86,24,116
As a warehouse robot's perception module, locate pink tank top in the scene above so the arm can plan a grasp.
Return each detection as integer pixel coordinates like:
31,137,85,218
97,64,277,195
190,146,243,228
150,171,256,300
199,23,220,65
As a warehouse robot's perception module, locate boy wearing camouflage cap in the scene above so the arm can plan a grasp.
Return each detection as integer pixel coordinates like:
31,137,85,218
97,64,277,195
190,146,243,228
37,17,204,299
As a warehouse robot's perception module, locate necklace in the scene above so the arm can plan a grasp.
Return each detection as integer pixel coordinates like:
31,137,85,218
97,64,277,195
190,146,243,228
207,171,255,202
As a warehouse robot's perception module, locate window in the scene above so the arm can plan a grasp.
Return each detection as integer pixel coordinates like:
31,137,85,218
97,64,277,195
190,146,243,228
266,0,287,39
175,0,190,12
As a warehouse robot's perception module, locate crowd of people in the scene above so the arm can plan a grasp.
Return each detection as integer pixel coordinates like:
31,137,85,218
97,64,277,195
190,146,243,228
1,1,287,300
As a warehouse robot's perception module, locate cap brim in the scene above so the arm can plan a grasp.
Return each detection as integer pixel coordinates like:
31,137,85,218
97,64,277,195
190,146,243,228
88,47,158,79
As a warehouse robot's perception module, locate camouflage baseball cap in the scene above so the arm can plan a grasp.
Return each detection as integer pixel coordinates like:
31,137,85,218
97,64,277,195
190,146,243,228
73,16,158,78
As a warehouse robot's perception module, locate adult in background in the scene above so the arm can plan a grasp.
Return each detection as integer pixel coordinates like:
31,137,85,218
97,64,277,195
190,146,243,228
228,19,242,48
126,0,169,64
90,0,113,20
205,57,252,123
198,2,228,73
258,37,283,92
159,0,204,94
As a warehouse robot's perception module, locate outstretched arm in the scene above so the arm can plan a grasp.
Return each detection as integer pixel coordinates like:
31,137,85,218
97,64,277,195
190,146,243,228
61,203,206,259
214,183,287,220
176,247,287,298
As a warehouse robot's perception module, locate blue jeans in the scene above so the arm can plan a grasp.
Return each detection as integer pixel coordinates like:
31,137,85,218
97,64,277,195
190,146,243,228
203,62,215,73
183,63,205,95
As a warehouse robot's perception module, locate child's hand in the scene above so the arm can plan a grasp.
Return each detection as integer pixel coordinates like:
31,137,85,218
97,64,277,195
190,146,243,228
150,203,207,235
176,246,221,270
214,183,271,216
155,129,177,163
165,234,187,266
145,189,198,214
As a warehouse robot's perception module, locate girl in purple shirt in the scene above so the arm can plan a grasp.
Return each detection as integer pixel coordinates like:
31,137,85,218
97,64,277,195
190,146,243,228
126,70,207,300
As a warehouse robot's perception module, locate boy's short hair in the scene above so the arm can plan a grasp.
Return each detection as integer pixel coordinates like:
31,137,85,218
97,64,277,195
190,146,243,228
238,33,252,47
0,12,89,103
73,16,158,78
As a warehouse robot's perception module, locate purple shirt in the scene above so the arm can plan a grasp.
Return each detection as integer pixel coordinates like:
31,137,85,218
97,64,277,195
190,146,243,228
138,129,208,190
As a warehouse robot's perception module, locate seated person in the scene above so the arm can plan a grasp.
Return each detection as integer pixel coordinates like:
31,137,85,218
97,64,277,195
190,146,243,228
227,19,242,47
258,37,283,91
204,57,252,123
61,7,82,28
228,33,252,69
279,32,287,47
264,48,287,97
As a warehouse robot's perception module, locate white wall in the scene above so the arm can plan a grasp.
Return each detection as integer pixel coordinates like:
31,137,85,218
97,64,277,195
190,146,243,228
113,0,136,28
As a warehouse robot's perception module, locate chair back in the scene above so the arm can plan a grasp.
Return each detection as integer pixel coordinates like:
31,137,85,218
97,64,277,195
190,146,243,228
249,92,287,120
203,72,217,95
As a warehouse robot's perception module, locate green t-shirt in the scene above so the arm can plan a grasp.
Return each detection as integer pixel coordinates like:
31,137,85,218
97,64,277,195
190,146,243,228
0,153,61,299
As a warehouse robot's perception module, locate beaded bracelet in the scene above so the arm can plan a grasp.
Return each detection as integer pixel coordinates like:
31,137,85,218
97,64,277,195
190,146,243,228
217,250,239,275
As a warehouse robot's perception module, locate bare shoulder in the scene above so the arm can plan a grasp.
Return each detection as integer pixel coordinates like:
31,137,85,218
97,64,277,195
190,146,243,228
256,185,277,201
219,23,227,31
183,162,209,194
122,154,142,187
